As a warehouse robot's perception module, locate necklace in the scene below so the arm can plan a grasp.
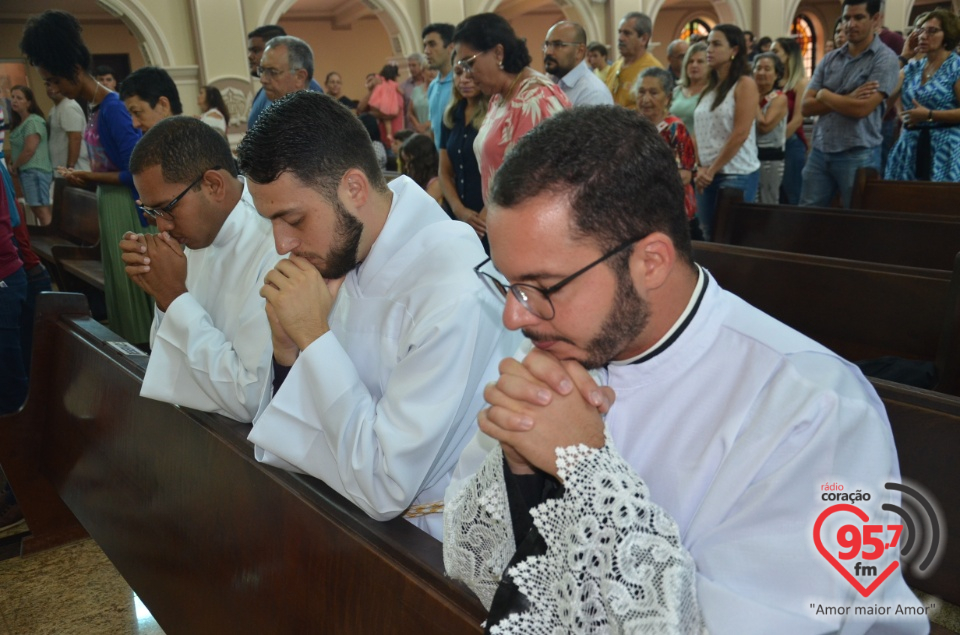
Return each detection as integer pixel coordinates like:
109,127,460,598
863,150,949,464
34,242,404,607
923,53,948,82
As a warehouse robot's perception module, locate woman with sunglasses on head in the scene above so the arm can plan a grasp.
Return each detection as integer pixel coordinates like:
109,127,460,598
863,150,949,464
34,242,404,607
20,9,155,345
886,9,960,181
451,13,570,202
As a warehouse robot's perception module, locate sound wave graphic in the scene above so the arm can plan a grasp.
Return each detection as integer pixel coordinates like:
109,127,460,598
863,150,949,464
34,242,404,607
883,482,944,576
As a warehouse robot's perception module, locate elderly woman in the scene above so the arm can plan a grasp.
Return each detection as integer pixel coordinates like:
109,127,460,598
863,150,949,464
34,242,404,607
402,53,432,134
886,9,960,181
635,68,701,239
452,12,570,201
669,41,708,134
753,53,788,203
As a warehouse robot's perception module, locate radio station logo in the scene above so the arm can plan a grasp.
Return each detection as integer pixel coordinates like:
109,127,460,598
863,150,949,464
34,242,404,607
814,481,943,598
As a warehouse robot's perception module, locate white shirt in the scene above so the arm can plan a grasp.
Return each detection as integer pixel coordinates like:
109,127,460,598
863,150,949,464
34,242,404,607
249,176,521,539
694,78,760,174
553,60,614,107
48,98,89,170
446,269,927,634
141,178,281,423
199,108,227,136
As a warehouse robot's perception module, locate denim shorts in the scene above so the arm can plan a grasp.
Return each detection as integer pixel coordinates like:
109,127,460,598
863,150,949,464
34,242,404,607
19,169,53,207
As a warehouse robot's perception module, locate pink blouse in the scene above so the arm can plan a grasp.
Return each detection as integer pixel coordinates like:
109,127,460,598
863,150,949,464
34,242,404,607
474,72,571,201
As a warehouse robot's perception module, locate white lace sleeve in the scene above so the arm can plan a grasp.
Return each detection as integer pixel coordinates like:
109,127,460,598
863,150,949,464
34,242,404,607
443,445,515,609
492,439,703,635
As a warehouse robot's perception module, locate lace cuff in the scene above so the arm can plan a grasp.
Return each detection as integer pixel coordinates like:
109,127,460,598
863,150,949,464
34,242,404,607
492,439,703,634
444,446,516,609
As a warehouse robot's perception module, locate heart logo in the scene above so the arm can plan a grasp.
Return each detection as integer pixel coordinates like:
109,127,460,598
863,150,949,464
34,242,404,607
813,504,899,597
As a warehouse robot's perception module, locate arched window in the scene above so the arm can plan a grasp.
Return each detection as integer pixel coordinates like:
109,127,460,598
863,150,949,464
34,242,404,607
680,18,711,41
791,14,818,75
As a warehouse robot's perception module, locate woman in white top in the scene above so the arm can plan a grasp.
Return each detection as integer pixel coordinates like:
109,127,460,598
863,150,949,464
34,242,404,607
693,24,759,240
753,53,788,204
197,85,229,137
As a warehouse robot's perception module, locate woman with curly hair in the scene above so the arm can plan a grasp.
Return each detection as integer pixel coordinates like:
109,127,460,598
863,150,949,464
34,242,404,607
20,9,154,345
400,133,442,205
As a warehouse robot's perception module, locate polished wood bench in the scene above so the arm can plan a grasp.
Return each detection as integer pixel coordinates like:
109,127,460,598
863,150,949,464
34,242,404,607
0,293,485,633
693,242,960,395
28,180,100,281
851,167,960,216
714,189,960,271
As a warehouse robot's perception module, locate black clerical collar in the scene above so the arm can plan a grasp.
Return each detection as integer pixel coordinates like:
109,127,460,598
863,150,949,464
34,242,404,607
611,265,708,366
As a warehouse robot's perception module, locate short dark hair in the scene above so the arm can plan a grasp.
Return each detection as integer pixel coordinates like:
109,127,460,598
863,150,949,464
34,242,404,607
130,116,237,184
920,9,960,50
452,13,531,74
237,91,387,202
19,10,91,80
587,41,608,57
380,64,399,81
842,0,882,16
490,106,691,264
422,23,455,47
248,24,286,41
94,64,115,77
119,66,183,115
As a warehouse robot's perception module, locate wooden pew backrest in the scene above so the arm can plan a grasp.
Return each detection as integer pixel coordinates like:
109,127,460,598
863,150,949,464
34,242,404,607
714,188,960,271
0,293,485,634
693,242,953,363
852,167,960,216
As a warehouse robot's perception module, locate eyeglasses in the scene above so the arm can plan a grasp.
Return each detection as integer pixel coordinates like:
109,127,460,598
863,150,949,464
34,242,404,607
917,26,943,36
137,166,220,220
473,237,645,320
542,40,582,52
258,65,296,79
455,51,487,74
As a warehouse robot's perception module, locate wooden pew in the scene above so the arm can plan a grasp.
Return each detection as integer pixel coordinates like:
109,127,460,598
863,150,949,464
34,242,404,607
851,167,960,216
713,189,960,271
28,180,100,284
693,242,960,394
0,293,485,634
873,379,960,609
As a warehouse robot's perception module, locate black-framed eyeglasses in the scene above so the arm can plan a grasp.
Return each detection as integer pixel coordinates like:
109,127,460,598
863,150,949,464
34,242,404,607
455,50,488,74
473,237,645,320
137,166,220,221
542,40,582,52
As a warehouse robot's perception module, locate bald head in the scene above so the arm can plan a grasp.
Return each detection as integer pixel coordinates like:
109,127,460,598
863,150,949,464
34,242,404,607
666,39,689,76
544,21,588,78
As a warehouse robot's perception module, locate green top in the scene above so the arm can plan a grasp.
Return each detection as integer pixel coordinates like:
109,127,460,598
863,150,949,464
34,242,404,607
10,113,53,174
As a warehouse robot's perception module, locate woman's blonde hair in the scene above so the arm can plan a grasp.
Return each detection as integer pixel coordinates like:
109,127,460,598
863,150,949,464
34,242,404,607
443,67,487,130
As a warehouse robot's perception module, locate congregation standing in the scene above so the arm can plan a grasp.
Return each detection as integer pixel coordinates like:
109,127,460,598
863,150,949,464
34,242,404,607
1,2,951,633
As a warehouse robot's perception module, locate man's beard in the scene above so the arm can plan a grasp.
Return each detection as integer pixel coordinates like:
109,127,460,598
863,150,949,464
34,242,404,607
523,262,650,369
317,197,363,279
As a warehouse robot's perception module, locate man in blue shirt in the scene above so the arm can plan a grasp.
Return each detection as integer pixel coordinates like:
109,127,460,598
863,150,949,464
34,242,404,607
799,0,899,208
423,23,454,149
246,25,323,130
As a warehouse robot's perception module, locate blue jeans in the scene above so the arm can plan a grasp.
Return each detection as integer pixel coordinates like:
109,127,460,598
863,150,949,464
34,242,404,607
780,134,806,205
695,170,759,241
799,146,881,208
0,267,28,415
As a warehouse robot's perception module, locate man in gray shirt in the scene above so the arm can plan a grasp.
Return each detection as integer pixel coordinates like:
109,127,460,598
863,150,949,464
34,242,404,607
800,0,899,208
543,21,613,107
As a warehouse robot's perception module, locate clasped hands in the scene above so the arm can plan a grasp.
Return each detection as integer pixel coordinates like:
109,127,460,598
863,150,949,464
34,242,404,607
260,256,344,366
479,349,615,481
120,231,187,312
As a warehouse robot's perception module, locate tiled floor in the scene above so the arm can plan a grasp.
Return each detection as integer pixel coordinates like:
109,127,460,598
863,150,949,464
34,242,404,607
0,538,164,635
